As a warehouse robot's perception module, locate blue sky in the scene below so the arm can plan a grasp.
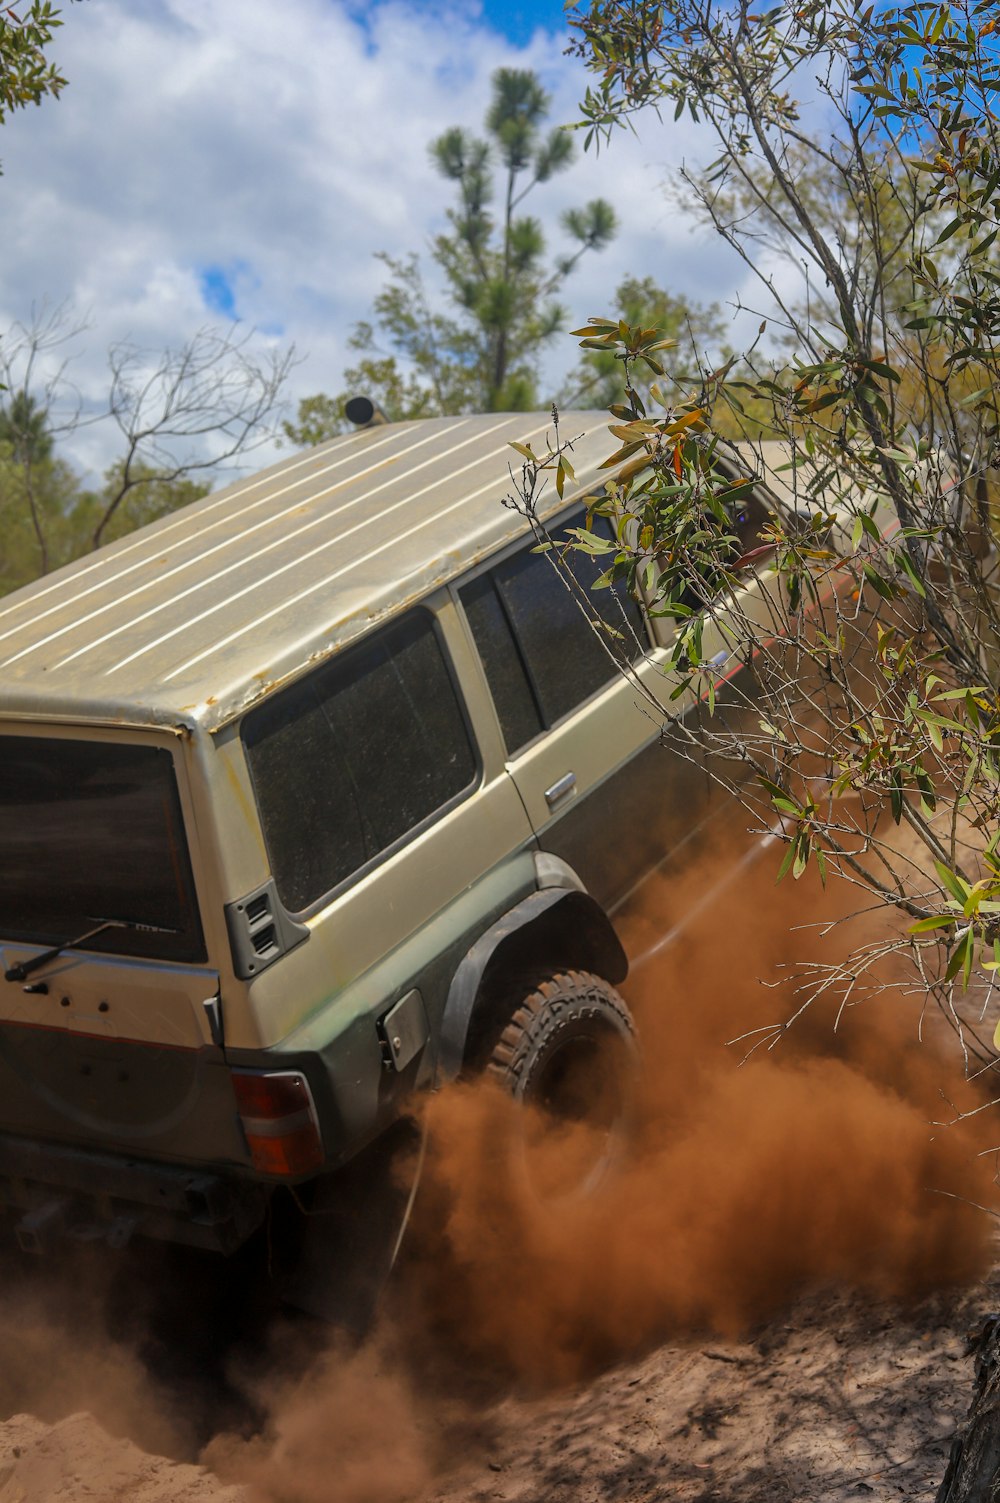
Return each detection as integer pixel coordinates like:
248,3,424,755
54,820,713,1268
480,0,573,43
0,0,757,481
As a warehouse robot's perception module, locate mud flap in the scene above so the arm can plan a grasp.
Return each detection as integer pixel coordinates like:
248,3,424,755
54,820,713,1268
278,1117,425,1334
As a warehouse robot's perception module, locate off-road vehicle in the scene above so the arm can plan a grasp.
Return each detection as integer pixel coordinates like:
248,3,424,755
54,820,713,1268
0,407,778,1290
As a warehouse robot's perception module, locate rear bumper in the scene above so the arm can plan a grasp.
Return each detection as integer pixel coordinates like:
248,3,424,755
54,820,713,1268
0,1133,269,1255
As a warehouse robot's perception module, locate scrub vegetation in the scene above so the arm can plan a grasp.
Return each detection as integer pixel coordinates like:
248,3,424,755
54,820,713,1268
0,2,67,155
0,312,294,596
503,0,1000,1037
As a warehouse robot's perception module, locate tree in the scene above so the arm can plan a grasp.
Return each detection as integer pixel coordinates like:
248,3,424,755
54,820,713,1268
281,297,441,448
496,0,1000,1096
560,274,731,409
0,318,74,575
0,2,68,151
0,389,52,463
94,325,294,548
0,410,77,593
283,67,617,446
0,310,293,591
513,13,1000,1471
72,462,210,548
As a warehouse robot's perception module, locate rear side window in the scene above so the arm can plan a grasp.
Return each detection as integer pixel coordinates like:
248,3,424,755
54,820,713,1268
243,611,476,912
460,510,647,754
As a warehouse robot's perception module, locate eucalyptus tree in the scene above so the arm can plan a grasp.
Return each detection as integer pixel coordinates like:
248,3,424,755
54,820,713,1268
487,7,1000,1483
0,1,68,150
503,0,1000,1037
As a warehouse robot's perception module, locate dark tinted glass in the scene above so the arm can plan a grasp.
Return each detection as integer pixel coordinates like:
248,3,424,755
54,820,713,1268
464,511,647,741
730,491,772,554
460,572,543,753
243,612,476,912
0,738,204,963
577,513,648,648
675,491,775,611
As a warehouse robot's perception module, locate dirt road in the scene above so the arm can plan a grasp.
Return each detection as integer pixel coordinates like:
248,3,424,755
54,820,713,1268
0,1271,992,1503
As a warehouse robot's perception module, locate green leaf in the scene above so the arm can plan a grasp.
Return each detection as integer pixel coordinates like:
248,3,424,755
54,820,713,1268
599,440,645,469
915,769,936,816
862,562,895,601
802,389,842,413
569,322,619,337
936,215,967,244
758,775,798,810
908,915,957,933
876,446,914,463
935,861,971,904
944,929,971,984
896,550,927,597
771,796,802,815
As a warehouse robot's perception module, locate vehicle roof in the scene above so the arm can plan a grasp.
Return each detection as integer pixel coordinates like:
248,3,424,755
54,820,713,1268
0,411,621,732
0,412,795,735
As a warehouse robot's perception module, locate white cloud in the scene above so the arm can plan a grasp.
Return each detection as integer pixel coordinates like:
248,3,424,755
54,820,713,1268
0,0,761,482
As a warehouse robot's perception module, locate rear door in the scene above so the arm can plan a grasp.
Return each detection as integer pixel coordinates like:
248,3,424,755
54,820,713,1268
458,510,713,913
0,729,240,1156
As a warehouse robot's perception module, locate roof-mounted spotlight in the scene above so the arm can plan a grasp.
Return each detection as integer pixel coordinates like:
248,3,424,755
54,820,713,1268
344,396,390,429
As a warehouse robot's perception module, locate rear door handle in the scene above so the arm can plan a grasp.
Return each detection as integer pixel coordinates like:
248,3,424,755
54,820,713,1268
544,771,577,809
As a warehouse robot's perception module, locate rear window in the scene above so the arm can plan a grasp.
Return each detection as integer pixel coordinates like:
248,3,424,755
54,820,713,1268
0,738,205,964
242,610,477,913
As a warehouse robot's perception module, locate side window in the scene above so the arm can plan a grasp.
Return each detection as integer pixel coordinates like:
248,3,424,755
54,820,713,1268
242,611,476,912
460,510,647,755
460,572,544,752
680,489,776,609
729,491,774,557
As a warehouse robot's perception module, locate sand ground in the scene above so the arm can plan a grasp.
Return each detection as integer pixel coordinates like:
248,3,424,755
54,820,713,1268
0,1270,992,1503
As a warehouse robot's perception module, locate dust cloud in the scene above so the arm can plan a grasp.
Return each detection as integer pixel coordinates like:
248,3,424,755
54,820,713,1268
0,1269,190,1460
205,1337,433,1503
401,847,996,1386
0,845,996,1503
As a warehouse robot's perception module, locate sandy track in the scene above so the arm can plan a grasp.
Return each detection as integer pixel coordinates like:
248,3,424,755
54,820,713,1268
0,1273,992,1503
423,1281,996,1503
0,1410,242,1502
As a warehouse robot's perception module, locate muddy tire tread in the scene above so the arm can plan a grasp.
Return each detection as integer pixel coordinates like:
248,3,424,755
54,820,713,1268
487,969,635,1097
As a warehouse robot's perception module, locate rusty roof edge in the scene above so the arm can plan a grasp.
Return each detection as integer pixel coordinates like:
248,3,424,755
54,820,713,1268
0,702,196,736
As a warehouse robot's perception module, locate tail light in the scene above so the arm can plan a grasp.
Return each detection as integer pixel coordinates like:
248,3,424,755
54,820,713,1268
231,1069,325,1178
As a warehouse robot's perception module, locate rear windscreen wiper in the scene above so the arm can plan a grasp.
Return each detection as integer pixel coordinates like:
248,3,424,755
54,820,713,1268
3,916,179,983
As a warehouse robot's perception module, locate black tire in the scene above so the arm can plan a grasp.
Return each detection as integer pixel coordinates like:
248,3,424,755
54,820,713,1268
487,969,639,1196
